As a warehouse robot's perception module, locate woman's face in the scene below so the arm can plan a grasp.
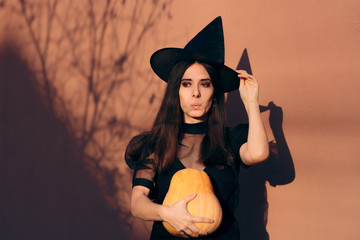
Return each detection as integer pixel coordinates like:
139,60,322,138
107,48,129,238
179,62,214,123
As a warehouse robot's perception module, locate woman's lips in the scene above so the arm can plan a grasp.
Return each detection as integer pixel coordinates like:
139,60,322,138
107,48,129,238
192,104,201,109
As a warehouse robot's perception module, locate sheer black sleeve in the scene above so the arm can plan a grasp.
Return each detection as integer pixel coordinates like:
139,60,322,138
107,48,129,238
124,133,156,191
227,123,249,167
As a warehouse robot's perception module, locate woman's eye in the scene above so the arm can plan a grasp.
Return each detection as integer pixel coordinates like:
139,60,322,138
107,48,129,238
202,82,212,87
181,82,191,87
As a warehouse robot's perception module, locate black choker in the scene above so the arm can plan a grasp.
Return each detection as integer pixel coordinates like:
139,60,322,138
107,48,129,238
183,121,208,134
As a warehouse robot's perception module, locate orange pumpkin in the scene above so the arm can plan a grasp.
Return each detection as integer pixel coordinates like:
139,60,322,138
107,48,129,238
162,168,223,237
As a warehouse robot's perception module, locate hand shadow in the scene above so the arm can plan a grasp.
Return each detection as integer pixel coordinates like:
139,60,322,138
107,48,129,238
226,49,295,240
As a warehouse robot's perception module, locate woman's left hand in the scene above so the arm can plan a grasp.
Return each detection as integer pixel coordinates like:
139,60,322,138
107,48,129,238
237,70,259,107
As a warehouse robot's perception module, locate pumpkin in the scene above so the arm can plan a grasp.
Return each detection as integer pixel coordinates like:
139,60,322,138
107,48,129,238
162,168,222,237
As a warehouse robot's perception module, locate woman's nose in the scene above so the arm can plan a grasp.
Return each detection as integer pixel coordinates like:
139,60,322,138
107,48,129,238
192,87,200,97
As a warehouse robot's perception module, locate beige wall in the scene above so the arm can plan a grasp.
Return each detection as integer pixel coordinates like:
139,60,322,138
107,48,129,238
1,0,359,239
160,1,360,239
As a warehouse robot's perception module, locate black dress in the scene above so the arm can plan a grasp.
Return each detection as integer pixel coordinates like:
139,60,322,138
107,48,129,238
125,122,248,240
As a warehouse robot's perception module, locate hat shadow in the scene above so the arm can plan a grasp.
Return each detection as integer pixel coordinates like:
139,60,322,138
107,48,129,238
226,49,295,240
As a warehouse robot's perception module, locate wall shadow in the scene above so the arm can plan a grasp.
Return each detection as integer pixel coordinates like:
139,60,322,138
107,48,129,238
0,43,133,239
226,49,295,240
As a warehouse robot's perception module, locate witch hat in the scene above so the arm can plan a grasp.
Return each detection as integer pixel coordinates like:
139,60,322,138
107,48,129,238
150,16,239,92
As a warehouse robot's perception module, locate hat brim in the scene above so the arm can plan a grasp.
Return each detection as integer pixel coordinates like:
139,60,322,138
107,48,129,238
150,48,239,93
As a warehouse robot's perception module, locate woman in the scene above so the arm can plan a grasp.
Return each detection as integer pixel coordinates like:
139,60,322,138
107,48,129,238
125,17,269,239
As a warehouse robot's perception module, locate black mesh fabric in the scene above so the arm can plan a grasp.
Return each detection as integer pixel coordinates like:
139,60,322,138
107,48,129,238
124,122,249,239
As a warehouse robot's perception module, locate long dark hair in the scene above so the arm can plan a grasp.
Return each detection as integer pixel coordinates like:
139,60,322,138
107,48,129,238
139,59,233,172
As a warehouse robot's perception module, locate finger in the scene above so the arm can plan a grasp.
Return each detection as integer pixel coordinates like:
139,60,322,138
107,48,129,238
182,193,197,203
185,224,204,237
239,76,250,81
237,70,251,75
181,228,197,238
189,217,213,236
238,73,254,79
237,70,254,77
192,216,214,223
236,69,248,74
180,230,192,238
238,74,252,81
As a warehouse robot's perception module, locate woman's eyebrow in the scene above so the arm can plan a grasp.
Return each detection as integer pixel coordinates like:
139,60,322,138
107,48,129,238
181,78,211,82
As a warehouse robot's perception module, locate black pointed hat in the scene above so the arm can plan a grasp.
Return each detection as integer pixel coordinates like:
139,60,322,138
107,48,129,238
150,16,239,92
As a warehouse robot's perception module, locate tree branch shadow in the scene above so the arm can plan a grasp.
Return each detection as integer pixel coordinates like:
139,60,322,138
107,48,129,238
1,0,174,239
0,41,133,240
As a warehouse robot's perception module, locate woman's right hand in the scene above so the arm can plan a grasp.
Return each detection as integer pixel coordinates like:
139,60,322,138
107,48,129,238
160,193,214,238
